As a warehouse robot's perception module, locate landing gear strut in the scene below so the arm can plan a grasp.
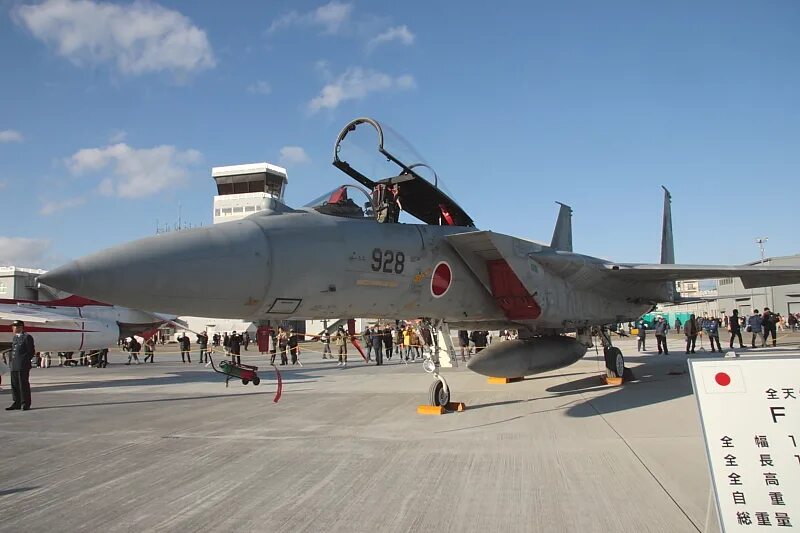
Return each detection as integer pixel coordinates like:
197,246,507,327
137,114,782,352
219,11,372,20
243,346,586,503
593,326,626,379
422,319,454,407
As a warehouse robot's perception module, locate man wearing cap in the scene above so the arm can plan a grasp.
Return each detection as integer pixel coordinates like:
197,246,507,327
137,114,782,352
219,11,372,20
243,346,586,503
7,320,35,411
654,316,669,355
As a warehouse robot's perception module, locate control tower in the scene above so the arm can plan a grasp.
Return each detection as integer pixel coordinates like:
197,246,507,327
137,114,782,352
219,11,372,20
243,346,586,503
212,162,288,224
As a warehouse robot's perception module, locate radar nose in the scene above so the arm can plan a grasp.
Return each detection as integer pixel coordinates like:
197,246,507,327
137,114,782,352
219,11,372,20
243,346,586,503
40,219,271,317
39,261,83,296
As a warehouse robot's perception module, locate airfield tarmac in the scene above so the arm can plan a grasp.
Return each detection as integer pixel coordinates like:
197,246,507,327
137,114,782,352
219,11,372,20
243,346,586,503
2,334,799,533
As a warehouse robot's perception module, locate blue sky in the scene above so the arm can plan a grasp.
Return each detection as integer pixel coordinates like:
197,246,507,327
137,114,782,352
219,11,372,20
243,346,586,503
1,0,798,269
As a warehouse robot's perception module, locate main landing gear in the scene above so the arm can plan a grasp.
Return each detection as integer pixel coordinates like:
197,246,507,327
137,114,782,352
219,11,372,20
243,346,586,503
590,326,628,381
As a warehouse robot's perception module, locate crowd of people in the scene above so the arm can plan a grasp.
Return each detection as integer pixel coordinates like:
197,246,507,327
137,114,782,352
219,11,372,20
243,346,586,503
636,307,795,355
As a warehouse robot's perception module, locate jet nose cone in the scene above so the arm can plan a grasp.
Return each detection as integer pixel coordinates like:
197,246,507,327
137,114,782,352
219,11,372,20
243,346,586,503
39,261,84,295
42,219,271,317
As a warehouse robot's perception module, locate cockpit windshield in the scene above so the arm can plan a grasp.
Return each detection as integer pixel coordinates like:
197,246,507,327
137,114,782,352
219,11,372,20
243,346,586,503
332,117,475,227
304,184,376,219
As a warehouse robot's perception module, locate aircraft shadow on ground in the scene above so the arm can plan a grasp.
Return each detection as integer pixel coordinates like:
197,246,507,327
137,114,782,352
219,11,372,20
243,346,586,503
28,388,317,411
0,487,39,497
558,356,694,418
27,368,321,394
464,354,694,420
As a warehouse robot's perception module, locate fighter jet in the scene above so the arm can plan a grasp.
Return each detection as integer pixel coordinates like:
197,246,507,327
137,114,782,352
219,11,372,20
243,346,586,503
39,117,800,406
0,295,176,353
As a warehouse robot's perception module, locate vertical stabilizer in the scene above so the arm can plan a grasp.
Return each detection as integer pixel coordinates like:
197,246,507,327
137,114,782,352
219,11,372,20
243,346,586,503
550,202,573,252
660,186,674,264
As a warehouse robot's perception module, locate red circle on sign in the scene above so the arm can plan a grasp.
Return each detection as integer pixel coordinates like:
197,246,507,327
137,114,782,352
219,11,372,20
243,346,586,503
431,262,452,298
715,372,731,386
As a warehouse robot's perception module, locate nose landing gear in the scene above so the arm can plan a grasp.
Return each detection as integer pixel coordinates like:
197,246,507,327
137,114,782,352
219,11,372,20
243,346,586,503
417,319,465,414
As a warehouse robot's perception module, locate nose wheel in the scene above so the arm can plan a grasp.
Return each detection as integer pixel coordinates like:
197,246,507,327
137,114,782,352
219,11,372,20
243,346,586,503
429,378,450,407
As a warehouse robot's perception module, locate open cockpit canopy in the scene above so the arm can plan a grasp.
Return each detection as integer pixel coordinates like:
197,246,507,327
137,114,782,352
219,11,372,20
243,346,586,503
332,117,475,227
304,184,375,219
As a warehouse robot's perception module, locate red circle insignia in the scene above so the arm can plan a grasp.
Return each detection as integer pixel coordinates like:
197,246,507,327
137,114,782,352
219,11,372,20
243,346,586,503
714,372,731,387
431,262,452,298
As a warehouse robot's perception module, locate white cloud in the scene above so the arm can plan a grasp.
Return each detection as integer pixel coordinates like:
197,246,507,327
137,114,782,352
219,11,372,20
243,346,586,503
108,129,127,143
279,146,310,166
14,0,215,76
308,67,415,113
67,142,202,198
0,237,52,268
0,130,24,143
0,180,7,190
268,1,352,35
39,196,87,215
247,80,272,95
367,25,414,50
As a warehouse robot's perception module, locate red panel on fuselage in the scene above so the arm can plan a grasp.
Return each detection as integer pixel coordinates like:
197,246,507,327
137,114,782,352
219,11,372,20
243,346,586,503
487,259,542,320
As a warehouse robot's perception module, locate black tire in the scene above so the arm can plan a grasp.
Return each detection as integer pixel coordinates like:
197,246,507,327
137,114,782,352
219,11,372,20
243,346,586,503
252,376,260,386
605,347,624,378
242,378,249,385
429,379,450,407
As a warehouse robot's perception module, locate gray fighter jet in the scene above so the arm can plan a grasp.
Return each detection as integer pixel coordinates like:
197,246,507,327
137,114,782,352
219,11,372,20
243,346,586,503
40,117,800,406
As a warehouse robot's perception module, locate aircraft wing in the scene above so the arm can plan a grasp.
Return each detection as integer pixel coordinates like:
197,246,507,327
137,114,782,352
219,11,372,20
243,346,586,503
0,303,74,324
604,264,800,289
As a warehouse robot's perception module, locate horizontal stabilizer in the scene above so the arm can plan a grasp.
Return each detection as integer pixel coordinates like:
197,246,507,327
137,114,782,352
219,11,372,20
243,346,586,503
550,202,573,253
605,264,800,289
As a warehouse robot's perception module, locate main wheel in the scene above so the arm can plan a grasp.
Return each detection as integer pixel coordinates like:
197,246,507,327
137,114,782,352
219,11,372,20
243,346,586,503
429,379,450,407
605,347,625,378
252,376,260,386
242,378,249,385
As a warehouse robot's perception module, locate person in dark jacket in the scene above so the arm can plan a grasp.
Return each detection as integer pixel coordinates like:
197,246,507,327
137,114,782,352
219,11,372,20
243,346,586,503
6,320,35,410
748,310,764,347
370,326,383,365
654,316,669,354
197,331,209,364
762,307,778,347
126,337,141,364
362,327,373,362
223,333,230,356
683,314,698,354
636,321,647,352
383,326,393,360
229,331,242,365
470,330,488,353
179,333,191,363
142,337,155,363
420,326,433,359
706,318,722,353
458,330,470,361
729,310,744,349
288,329,300,365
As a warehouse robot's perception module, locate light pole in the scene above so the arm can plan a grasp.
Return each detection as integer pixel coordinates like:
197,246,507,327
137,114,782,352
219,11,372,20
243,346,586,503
755,237,770,310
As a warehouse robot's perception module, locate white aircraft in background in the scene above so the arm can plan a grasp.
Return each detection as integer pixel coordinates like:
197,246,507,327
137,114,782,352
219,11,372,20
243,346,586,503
0,295,178,353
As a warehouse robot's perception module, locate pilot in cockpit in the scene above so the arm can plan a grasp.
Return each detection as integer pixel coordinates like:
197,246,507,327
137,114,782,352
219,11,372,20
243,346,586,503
374,183,402,224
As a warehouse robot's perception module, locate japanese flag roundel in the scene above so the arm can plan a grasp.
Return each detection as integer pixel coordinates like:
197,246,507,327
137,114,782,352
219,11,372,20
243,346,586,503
431,261,452,298
701,366,746,394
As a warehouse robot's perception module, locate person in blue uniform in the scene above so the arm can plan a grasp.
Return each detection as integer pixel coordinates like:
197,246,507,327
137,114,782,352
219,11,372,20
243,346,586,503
6,320,35,411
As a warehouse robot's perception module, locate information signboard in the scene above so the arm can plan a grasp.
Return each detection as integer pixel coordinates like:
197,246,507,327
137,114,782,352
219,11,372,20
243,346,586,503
689,357,799,531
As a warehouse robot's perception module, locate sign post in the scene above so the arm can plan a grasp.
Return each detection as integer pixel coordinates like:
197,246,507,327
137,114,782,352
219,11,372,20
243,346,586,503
689,357,799,531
